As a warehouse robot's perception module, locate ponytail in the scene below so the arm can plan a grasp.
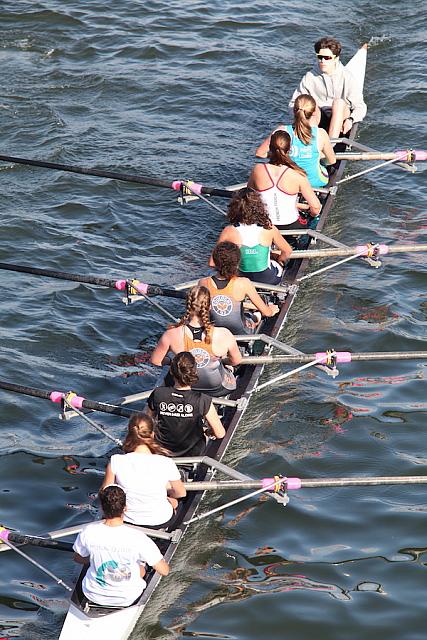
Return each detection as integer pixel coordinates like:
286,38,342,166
123,414,171,456
269,131,307,177
293,94,316,145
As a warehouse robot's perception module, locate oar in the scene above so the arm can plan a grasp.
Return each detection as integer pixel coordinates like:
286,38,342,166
184,473,427,525
334,149,427,162
0,379,143,418
240,350,427,366
0,528,73,552
0,262,186,300
0,154,235,198
184,475,427,491
0,529,72,592
289,242,427,260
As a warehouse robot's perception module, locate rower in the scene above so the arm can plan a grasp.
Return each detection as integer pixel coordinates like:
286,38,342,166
255,94,336,189
146,351,225,456
73,485,169,608
101,414,186,529
212,188,292,284
289,37,367,139
249,130,321,238
150,285,241,397
200,241,279,334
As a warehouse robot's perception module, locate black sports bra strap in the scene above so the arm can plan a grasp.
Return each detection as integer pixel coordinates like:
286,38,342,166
212,276,229,290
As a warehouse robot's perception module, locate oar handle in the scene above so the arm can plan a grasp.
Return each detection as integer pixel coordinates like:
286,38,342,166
171,180,236,198
114,279,187,299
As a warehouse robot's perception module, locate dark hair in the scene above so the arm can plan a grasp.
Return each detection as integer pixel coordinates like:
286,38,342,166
212,241,241,279
99,485,126,519
174,285,213,344
269,131,307,177
123,414,171,455
170,351,199,386
227,188,272,229
314,37,341,57
293,94,316,145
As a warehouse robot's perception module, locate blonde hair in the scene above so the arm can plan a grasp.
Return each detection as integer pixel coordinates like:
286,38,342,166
293,94,316,145
175,285,213,344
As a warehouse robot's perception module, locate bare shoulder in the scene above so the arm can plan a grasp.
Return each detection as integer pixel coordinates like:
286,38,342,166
214,326,234,341
318,127,330,143
219,225,239,242
233,276,251,299
162,325,179,339
298,173,312,189
283,167,301,185
239,276,252,288
251,162,265,177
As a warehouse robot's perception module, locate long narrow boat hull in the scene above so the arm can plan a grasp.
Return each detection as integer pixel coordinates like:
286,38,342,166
59,45,368,640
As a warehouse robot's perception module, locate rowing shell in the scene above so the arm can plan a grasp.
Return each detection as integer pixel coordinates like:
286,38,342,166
58,45,368,640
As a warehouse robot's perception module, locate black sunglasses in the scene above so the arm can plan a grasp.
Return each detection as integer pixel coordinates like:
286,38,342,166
316,54,335,61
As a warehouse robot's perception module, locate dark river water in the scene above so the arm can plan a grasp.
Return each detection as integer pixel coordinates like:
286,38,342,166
0,2,426,639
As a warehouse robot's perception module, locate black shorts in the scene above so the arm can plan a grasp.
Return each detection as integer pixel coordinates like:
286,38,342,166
319,107,332,130
240,261,283,285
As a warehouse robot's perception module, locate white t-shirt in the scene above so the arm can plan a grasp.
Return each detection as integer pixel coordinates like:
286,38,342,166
73,521,163,606
110,452,181,526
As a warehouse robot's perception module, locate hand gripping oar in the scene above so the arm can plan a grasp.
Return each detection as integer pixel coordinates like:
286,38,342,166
0,379,144,419
0,261,186,300
0,154,236,198
0,528,72,592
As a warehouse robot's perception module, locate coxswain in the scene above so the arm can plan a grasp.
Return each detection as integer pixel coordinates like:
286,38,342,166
101,415,186,529
73,485,169,607
200,241,279,334
249,130,321,237
212,188,292,285
150,285,242,397
289,37,367,138
255,94,336,189
146,351,225,456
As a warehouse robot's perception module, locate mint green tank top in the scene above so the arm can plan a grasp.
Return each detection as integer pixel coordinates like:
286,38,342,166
237,224,270,273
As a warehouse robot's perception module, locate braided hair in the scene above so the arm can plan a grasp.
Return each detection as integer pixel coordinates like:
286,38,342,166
174,285,213,344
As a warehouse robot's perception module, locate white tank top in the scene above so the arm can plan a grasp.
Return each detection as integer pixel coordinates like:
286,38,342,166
257,165,299,226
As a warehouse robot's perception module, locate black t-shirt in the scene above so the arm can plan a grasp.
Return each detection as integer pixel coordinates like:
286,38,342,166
147,386,212,457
